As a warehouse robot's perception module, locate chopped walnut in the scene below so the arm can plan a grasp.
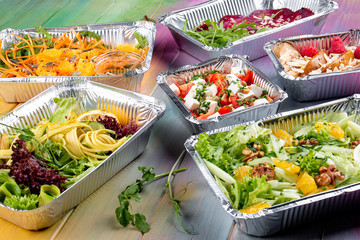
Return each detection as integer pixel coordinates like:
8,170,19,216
298,139,320,146
241,146,264,163
251,162,275,181
315,164,345,186
350,138,360,149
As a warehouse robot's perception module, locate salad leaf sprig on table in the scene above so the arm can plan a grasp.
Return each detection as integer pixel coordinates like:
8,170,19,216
195,111,360,213
115,151,194,234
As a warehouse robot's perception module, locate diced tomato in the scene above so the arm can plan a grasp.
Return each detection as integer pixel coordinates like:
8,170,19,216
178,82,195,98
218,106,231,115
210,72,226,93
191,112,199,118
220,94,230,106
235,73,245,80
197,112,213,120
205,73,213,82
266,95,273,102
243,70,254,85
209,72,220,84
230,96,240,109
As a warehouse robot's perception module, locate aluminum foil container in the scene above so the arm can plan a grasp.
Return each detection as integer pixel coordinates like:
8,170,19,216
0,21,156,102
0,79,165,230
157,54,287,133
159,0,337,61
265,30,360,102
185,94,360,236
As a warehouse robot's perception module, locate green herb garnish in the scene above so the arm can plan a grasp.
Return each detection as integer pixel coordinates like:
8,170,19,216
115,153,189,233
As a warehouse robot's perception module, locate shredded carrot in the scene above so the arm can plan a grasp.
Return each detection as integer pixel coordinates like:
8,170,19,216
266,95,273,102
0,29,149,78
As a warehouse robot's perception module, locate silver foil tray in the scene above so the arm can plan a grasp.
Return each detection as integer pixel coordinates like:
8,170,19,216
0,79,165,230
185,94,360,236
157,54,287,133
0,21,156,102
159,0,337,61
264,29,360,102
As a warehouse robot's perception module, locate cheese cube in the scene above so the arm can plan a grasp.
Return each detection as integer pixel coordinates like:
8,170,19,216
207,100,218,114
233,106,245,112
184,98,200,111
226,74,239,83
250,84,263,98
208,112,221,119
191,78,206,86
253,98,269,106
184,84,203,101
237,90,254,100
169,83,180,96
205,84,217,97
200,100,217,114
228,83,240,95
231,67,244,75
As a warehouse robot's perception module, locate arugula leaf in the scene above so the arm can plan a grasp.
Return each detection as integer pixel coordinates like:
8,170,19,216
35,26,53,47
185,19,258,48
134,32,148,49
78,30,101,41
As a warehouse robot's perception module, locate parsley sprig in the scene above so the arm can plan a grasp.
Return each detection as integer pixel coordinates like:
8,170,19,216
115,152,188,233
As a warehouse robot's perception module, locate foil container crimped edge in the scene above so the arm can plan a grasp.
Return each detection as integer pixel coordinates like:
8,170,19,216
184,94,360,236
159,0,338,61
156,54,287,133
0,79,165,230
264,30,360,101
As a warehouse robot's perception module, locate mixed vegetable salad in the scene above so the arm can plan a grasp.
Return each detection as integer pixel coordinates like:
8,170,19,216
0,98,138,210
195,111,360,213
169,67,273,120
0,27,148,78
185,8,314,48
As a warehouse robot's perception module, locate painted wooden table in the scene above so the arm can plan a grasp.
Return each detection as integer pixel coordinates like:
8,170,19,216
0,0,359,239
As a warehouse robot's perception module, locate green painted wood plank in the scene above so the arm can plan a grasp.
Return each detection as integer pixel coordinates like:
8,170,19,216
42,0,176,27
0,0,69,30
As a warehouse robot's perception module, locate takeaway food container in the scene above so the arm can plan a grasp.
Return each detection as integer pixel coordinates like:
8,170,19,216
0,79,165,230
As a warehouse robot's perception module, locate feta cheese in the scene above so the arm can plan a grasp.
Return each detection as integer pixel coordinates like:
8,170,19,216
231,67,243,75
233,106,245,112
204,84,217,97
207,100,218,114
184,84,203,101
237,90,254,100
228,82,240,95
184,98,200,111
200,100,218,114
208,112,221,119
253,98,269,106
169,83,180,96
226,74,239,83
191,78,206,86
250,84,263,98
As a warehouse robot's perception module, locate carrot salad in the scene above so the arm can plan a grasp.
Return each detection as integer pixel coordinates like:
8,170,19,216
0,27,148,78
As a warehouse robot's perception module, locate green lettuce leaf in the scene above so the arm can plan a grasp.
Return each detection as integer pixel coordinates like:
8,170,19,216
48,98,77,123
4,194,39,210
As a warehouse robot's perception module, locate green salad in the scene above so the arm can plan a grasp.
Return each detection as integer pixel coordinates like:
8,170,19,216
195,112,360,213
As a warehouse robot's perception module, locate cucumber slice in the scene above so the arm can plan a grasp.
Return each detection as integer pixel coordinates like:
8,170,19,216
83,121,105,130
